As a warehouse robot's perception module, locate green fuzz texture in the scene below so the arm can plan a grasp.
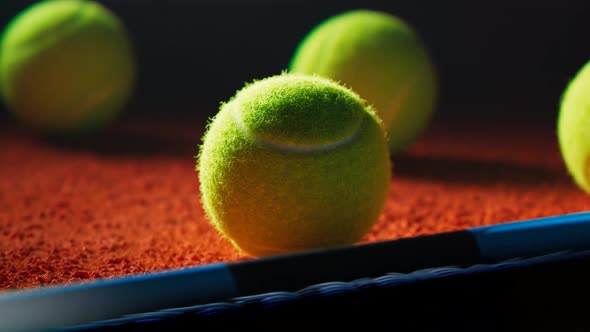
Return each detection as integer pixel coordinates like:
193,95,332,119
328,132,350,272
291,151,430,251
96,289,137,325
0,0,135,135
289,9,437,156
558,60,590,193
197,74,391,257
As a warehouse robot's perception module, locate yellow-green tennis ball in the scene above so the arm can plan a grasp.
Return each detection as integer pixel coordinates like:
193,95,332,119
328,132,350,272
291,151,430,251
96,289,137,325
558,60,590,193
289,9,437,155
0,0,135,135
197,74,391,257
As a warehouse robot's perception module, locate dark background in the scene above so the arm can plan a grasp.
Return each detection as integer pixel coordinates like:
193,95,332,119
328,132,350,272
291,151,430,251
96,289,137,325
1,0,590,123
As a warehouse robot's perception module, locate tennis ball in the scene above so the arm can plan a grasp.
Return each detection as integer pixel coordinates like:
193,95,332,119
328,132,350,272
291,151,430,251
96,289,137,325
558,60,590,193
197,74,391,257
289,9,437,155
0,0,135,135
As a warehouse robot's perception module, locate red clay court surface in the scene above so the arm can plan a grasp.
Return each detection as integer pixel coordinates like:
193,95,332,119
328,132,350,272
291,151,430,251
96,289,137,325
2,106,590,291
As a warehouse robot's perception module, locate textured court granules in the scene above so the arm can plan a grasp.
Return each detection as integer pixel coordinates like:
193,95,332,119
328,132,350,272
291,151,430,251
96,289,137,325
1,111,590,291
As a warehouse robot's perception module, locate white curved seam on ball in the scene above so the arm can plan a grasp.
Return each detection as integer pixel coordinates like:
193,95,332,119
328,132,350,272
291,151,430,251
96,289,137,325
71,78,127,122
46,64,129,124
16,1,88,50
230,104,367,153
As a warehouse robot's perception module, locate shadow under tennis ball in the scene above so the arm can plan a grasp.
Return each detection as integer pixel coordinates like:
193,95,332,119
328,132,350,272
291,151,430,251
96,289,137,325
393,155,562,187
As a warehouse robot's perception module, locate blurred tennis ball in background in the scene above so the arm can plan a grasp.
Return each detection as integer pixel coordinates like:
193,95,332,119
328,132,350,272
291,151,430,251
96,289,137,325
197,74,391,257
558,60,590,193
0,0,135,135
289,9,437,156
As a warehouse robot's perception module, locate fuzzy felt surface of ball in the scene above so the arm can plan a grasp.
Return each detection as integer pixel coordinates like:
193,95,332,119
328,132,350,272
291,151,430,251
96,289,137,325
558,60,590,193
197,74,391,257
0,0,135,135
289,9,437,155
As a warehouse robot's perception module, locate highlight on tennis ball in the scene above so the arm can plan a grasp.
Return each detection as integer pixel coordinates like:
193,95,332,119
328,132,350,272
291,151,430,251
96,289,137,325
558,59,590,193
197,73,392,257
0,0,136,135
289,9,437,156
